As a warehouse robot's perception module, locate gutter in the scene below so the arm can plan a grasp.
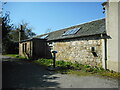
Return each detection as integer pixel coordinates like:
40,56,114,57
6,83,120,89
47,33,108,42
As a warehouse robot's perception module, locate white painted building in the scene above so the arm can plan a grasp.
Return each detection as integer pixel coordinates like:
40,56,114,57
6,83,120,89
103,0,120,72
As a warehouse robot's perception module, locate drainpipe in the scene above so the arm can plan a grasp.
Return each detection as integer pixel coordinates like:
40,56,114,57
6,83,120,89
104,38,107,70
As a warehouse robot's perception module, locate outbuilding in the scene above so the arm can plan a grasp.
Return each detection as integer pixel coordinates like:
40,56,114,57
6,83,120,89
19,1,120,72
19,38,52,59
34,18,108,69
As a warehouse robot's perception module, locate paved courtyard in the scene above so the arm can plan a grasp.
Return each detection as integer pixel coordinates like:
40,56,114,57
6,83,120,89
2,55,119,89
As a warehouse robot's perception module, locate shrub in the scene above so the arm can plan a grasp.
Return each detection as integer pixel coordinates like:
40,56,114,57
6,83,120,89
84,65,91,68
85,68,93,72
34,59,53,66
110,70,114,73
16,55,19,58
99,67,105,71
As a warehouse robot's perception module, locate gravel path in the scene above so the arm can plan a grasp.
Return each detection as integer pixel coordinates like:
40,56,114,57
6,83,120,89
2,56,119,89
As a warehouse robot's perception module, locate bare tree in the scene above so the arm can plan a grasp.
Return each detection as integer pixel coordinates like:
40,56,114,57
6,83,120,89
10,21,36,42
45,28,52,33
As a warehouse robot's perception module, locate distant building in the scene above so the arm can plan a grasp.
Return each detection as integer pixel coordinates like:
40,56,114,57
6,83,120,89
19,0,120,72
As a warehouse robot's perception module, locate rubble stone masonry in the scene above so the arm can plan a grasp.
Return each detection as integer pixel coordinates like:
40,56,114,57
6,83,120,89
53,37,103,67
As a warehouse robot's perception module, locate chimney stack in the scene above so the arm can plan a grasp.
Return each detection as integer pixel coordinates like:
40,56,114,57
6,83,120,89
19,25,23,42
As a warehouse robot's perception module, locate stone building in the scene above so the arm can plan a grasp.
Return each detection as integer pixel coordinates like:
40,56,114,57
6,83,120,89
19,38,52,59
38,19,107,68
26,18,107,68
19,0,120,72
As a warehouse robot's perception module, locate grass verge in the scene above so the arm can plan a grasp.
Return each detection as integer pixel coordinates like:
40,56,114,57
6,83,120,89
4,54,27,59
4,55,120,79
32,58,120,79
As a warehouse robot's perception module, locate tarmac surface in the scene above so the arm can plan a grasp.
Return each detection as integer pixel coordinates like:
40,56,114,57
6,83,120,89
2,55,119,89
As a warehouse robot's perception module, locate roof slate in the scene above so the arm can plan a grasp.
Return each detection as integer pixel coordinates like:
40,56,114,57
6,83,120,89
35,18,106,41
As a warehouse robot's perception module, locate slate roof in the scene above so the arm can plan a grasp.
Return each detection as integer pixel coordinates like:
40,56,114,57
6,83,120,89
35,18,106,41
20,38,47,43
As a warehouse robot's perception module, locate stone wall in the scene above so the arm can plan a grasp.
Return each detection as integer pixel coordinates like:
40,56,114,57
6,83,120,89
52,37,103,67
19,41,32,58
19,39,52,59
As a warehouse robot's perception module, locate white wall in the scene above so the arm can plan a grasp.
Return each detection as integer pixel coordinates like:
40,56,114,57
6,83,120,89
118,1,120,72
105,1,120,72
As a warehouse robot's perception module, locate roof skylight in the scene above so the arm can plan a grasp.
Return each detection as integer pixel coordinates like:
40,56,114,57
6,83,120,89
62,28,80,36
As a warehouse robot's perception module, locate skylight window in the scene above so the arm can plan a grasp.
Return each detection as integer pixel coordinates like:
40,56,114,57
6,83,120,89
40,34,48,39
62,28,80,36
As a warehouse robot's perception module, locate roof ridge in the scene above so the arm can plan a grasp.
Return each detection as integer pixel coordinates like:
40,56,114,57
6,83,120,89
35,18,105,38
76,18,105,26
50,18,105,32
